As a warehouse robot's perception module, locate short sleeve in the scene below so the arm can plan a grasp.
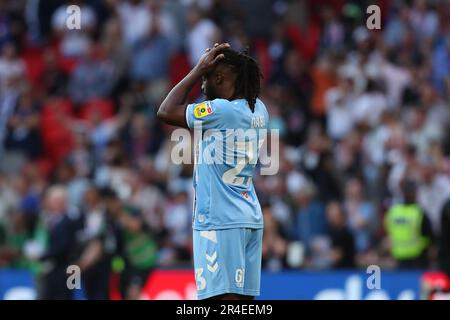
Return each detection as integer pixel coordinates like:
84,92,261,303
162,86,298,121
185,99,230,130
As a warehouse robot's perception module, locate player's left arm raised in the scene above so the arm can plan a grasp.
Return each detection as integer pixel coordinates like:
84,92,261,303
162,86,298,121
157,43,229,127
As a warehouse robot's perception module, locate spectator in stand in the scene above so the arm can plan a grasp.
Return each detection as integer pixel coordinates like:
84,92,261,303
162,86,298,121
0,175,18,231
417,160,450,237
103,189,157,300
51,0,97,58
99,17,130,101
352,79,388,128
0,0,25,49
384,180,433,269
408,107,444,164
271,49,313,111
318,5,345,53
115,0,146,48
409,0,439,45
326,201,356,269
310,52,338,120
4,88,42,159
32,185,81,300
440,199,450,277
129,16,171,104
0,209,29,269
37,48,68,97
68,40,115,106
186,5,220,67
67,131,94,181
344,178,376,257
292,180,327,255
325,70,356,141
0,42,25,91
0,42,24,153
127,166,164,233
77,186,112,300
262,205,288,271
384,4,410,50
160,188,191,265
11,174,40,237
432,28,450,97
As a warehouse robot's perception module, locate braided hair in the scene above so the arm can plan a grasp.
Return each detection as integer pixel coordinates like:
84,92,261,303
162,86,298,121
219,47,262,113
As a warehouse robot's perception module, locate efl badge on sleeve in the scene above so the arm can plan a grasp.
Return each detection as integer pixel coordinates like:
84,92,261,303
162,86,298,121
194,102,213,118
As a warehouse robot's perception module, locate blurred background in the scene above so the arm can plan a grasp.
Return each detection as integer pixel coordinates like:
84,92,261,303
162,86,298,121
0,0,449,300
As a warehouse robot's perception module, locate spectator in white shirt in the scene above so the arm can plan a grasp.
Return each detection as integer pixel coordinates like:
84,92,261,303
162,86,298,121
0,42,25,91
116,0,177,49
325,73,356,141
186,5,220,67
51,0,97,58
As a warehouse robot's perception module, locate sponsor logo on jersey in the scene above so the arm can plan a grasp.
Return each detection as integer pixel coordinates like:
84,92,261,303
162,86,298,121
194,102,213,118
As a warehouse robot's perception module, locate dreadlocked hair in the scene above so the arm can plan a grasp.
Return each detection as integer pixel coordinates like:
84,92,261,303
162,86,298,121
220,47,262,113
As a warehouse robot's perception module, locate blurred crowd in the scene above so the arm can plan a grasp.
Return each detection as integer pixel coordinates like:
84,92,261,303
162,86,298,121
0,0,449,299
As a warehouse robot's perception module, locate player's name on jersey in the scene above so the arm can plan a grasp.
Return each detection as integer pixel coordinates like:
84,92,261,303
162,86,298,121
251,115,266,128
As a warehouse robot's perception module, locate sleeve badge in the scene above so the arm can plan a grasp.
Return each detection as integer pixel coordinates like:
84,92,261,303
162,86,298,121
193,102,214,118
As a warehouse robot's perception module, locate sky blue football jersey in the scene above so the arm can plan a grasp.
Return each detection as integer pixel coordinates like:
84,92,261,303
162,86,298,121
185,98,269,230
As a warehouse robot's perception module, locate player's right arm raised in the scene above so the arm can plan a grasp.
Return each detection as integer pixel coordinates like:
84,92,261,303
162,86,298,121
156,42,229,128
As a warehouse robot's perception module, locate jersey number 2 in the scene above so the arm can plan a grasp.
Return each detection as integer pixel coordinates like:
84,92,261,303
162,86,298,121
222,140,262,186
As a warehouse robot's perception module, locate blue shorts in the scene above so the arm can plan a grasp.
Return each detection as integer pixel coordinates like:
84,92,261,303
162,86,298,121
193,228,263,300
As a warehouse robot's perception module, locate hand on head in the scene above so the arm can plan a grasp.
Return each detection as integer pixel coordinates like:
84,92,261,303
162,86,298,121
194,42,230,75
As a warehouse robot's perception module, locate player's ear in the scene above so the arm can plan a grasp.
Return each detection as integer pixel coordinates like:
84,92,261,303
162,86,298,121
215,72,223,85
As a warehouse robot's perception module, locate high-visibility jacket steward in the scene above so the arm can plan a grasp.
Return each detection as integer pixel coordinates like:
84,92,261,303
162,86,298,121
385,204,429,260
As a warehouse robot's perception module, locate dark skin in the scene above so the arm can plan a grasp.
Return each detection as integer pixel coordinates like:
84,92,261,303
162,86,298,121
157,43,240,128
157,43,252,301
